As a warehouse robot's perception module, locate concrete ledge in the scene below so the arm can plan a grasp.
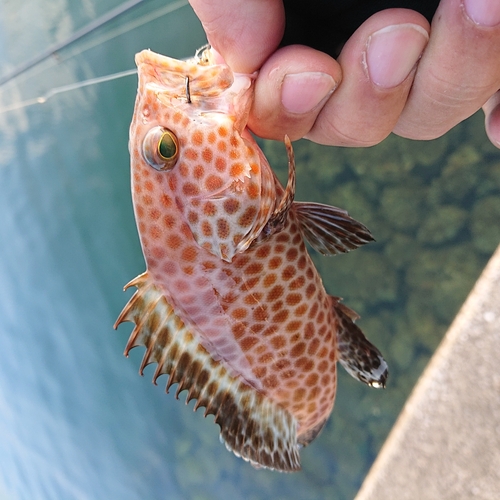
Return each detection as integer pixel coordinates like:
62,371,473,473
356,245,500,500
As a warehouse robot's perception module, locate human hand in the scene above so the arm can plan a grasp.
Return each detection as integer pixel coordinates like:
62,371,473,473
189,0,500,148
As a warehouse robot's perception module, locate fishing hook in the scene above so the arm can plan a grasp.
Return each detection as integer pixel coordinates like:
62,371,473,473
185,76,191,104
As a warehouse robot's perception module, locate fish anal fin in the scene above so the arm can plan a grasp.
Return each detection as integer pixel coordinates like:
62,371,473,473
334,302,388,388
333,299,361,322
293,201,374,256
115,272,301,471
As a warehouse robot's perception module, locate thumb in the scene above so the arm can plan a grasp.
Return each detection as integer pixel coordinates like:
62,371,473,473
189,0,285,73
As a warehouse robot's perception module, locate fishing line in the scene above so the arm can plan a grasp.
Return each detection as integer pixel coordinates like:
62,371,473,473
0,69,138,114
55,0,190,67
0,0,190,114
0,0,149,87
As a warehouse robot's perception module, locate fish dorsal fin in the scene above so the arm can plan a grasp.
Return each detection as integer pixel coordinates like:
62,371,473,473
293,202,374,255
114,272,301,471
333,300,388,388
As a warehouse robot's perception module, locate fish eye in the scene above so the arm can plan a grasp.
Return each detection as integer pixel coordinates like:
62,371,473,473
143,126,179,171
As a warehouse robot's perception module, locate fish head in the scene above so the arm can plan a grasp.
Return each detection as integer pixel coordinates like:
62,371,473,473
131,49,276,262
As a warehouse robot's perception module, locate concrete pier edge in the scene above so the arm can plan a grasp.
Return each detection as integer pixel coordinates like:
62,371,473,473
356,245,500,500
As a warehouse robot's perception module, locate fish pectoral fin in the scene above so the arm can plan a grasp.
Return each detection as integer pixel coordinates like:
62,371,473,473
333,301,388,388
115,272,301,472
293,201,374,255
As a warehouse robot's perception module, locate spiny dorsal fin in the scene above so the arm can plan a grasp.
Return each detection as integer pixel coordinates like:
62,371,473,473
114,272,301,472
333,300,388,388
293,202,374,255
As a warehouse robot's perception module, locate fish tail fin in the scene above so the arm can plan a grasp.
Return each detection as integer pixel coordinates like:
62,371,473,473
115,272,301,471
332,299,388,389
297,417,329,447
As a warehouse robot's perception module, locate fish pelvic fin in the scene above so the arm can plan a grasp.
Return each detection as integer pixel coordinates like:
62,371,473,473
293,201,374,255
253,135,296,246
264,136,296,235
332,299,388,388
115,272,301,472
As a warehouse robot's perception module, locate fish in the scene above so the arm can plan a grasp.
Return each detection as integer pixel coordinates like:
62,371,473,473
114,46,388,472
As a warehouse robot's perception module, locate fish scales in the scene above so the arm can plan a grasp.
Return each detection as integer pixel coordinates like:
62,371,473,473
115,47,388,471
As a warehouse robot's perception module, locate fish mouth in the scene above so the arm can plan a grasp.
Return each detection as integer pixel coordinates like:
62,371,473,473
136,48,234,93
135,49,183,71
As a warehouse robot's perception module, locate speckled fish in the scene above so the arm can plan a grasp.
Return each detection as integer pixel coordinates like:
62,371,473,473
115,47,388,472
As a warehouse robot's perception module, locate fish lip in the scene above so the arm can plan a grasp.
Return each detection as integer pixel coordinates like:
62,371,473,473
234,70,258,80
135,49,181,68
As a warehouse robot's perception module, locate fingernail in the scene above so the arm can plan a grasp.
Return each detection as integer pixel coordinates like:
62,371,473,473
463,0,500,27
365,24,429,89
281,72,336,114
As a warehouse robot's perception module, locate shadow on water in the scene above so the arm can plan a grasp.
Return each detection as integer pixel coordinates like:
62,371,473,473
0,1,499,499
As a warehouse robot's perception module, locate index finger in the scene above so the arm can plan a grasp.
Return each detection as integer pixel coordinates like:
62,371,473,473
393,0,500,140
188,0,285,73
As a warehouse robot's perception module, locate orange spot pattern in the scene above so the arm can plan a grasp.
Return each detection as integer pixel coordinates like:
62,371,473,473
129,55,339,442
